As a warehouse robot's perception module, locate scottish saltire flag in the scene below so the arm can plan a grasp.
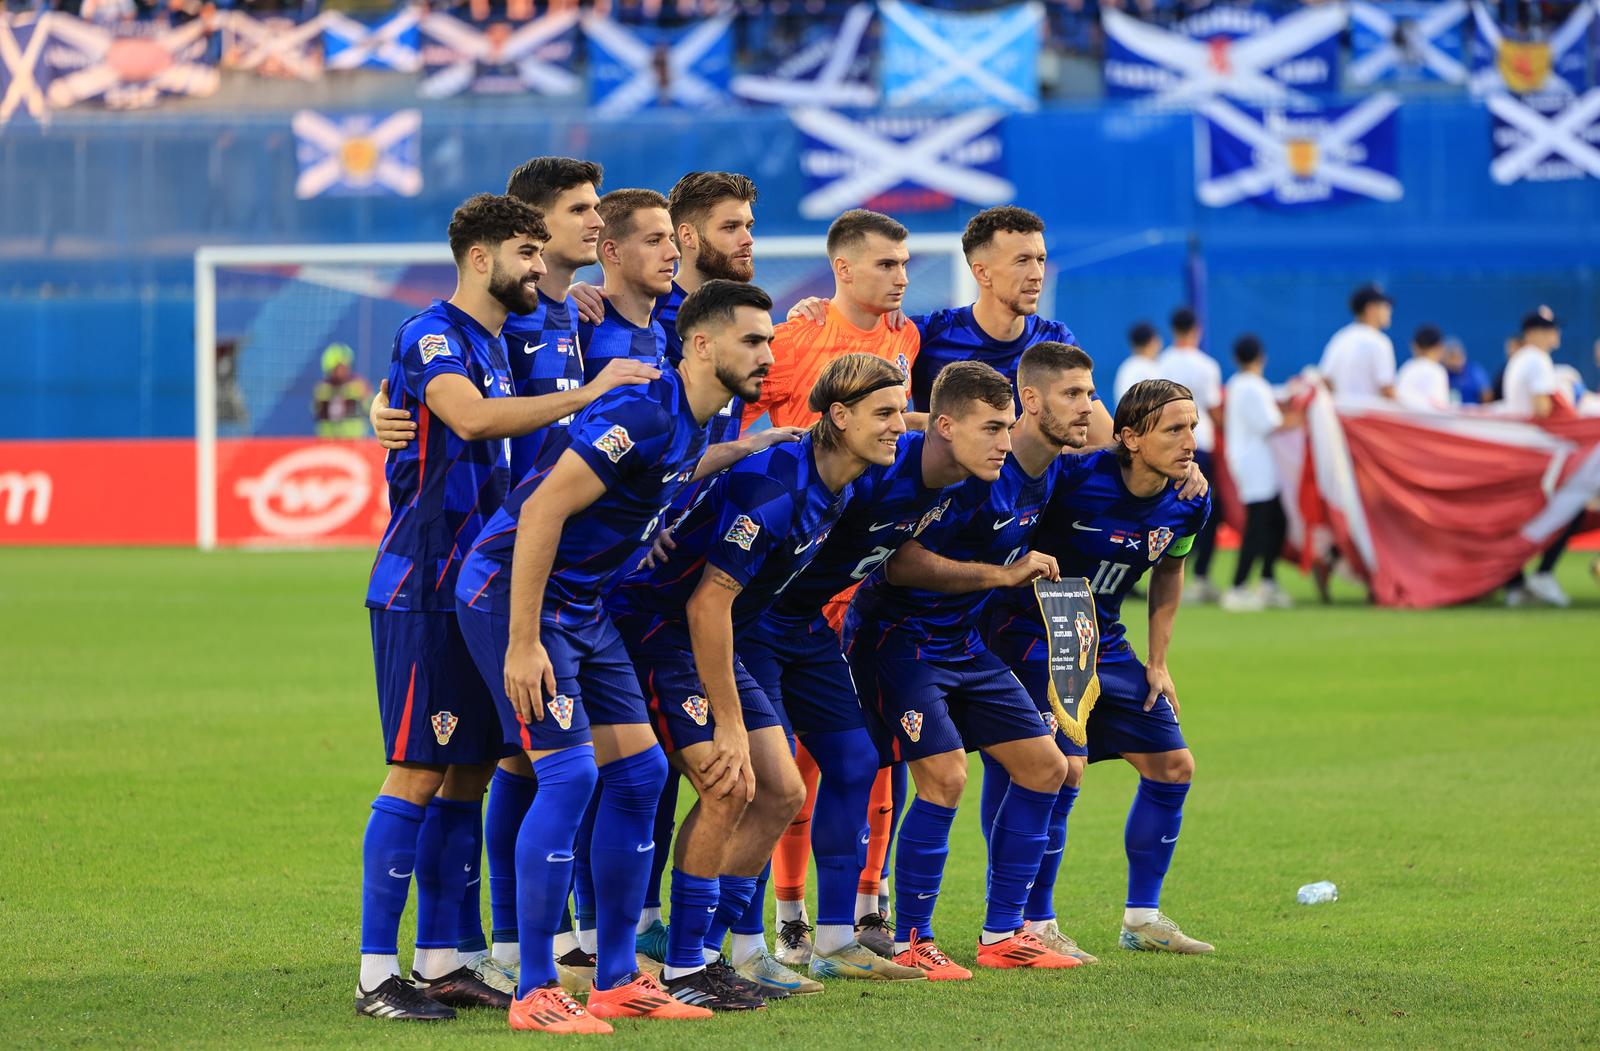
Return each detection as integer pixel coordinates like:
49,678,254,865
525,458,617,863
731,4,876,108
584,15,733,117
878,0,1042,111
1489,90,1600,183
292,109,422,199
322,10,420,74
0,15,53,124
1195,94,1402,209
220,11,324,81
1469,0,1597,97
1349,0,1468,86
419,12,579,98
794,107,1013,219
1103,4,1343,107
44,14,218,111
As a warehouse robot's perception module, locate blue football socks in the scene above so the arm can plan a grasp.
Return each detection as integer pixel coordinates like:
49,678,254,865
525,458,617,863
1024,784,1078,923
806,728,879,927
893,797,957,946
360,795,425,957
515,746,598,995
983,784,1056,935
1124,777,1189,909
665,870,719,975
484,767,535,946
414,796,480,958
589,747,669,990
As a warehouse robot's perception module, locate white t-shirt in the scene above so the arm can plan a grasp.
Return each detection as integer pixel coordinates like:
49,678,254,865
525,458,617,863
1319,322,1396,401
1394,357,1451,412
1113,354,1164,406
1501,345,1558,416
1224,371,1283,503
1156,345,1223,451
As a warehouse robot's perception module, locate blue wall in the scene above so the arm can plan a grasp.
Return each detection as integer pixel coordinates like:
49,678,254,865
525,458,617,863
3,99,1597,437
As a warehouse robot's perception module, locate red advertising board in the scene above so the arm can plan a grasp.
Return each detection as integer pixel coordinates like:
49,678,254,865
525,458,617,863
215,438,389,547
0,440,194,545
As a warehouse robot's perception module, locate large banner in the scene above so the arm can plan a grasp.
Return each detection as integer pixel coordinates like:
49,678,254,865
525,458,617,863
1348,0,1468,86
322,9,421,74
1103,4,1343,107
44,13,219,111
878,0,1042,111
584,14,733,117
731,4,876,108
217,438,390,547
1489,90,1600,184
292,109,422,199
419,11,579,98
0,440,193,545
1469,0,1596,97
0,15,52,124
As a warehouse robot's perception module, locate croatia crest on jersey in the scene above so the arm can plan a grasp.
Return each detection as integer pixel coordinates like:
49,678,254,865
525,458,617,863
914,499,950,536
1042,710,1059,735
592,424,634,463
1148,526,1175,562
431,710,458,744
900,710,924,743
548,694,575,730
894,353,910,379
682,694,709,726
419,333,451,363
1074,610,1094,670
724,514,761,551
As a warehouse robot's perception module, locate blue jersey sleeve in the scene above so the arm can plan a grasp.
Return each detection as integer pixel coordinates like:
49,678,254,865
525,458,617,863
396,322,471,403
1168,493,1212,559
706,470,794,587
566,390,673,490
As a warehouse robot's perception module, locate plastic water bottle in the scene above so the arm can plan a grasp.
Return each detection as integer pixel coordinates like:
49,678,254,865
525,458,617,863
1296,880,1338,905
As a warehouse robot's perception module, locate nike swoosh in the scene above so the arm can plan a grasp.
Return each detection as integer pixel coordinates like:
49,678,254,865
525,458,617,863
868,522,896,532
794,540,814,554
388,868,413,879
916,893,936,900
1161,835,1179,843
464,863,473,872
465,878,480,887
1153,938,1170,946
635,842,654,853
992,517,1015,530
524,342,546,355
1072,520,1102,532
545,851,574,863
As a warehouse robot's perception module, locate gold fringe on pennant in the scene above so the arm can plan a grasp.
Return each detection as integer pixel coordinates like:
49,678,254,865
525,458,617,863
1047,672,1100,748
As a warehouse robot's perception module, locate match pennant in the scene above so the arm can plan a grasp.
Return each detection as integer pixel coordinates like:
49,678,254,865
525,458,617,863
1034,577,1101,747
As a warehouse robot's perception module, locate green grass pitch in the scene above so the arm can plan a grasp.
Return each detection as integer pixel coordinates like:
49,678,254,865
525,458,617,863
3,548,1598,1048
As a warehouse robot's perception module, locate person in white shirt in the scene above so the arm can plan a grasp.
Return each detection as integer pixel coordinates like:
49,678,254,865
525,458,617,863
1319,285,1396,401
1156,306,1224,601
1222,335,1295,611
1113,320,1164,406
1394,325,1451,412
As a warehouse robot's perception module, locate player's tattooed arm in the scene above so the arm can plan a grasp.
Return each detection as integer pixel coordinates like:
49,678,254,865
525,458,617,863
370,379,417,450
685,566,755,802
424,364,658,442
1144,554,1185,715
503,451,608,726
689,426,805,481
884,539,1060,593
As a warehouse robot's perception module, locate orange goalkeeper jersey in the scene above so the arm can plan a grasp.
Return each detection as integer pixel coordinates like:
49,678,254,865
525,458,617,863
742,303,920,431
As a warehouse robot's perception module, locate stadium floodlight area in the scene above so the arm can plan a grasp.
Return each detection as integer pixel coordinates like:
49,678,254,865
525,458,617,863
194,236,977,550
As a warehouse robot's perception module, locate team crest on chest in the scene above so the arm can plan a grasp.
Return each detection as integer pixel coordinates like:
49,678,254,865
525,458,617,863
682,694,709,726
548,694,575,730
593,424,634,463
725,514,761,551
894,353,910,379
431,711,458,745
1147,526,1174,562
900,710,924,743
914,499,950,536
419,333,451,363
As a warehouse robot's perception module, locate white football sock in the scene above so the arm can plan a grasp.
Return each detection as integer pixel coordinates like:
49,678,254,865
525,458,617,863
637,907,661,932
577,927,597,955
893,940,911,955
662,963,704,981
979,929,1013,946
553,930,579,956
491,941,520,968
814,924,854,956
702,946,722,965
1124,907,1159,927
730,933,766,966
413,947,458,980
775,898,807,925
854,892,879,920
1023,919,1053,936
359,954,400,993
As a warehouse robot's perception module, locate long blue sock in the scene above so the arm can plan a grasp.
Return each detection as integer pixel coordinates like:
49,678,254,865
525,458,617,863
667,870,719,971
984,784,1056,935
456,804,488,955
1125,777,1189,908
807,728,879,927
415,797,480,956
1025,785,1078,922
589,747,669,990
515,746,598,995
643,770,680,911
360,795,425,957
731,865,769,936
893,798,957,944
485,767,535,946
977,752,1009,845
704,875,757,956
573,788,601,941
883,762,907,889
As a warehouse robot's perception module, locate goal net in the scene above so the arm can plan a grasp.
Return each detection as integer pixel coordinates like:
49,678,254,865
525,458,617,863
194,236,977,549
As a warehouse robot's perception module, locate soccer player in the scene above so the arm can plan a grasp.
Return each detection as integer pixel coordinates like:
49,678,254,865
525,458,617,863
357,194,654,1022
1155,307,1223,603
609,353,926,1008
981,378,1215,955
578,188,678,382
453,280,794,1032
842,342,1103,977
744,360,1021,984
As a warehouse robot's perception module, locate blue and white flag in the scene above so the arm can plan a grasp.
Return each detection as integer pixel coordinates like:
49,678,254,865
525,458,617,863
732,5,876,108
1195,93,1402,209
583,15,733,118
1103,4,1343,107
0,15,53,124
794,107,1013,220
1489,89,1600,183
1348,0,1467,86
322,9,420,74
220,11,323,81
878,0,1042,111
1470,0,1596,97
293,109,421,199
419,12,579,98
44,14,218,111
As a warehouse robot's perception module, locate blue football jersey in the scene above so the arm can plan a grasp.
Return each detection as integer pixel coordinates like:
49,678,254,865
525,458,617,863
454,369,709,626
579,300,668,384
657,281,744,445
846,450,1090,659
611,434,850,633
502,291,584,482
764,431,957,632
908,307,1076,411
367,300,513,612
982,449,1211,659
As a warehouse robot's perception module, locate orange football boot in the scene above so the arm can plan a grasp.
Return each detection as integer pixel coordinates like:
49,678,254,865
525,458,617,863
587,972,713,1020
892,929,973,981
975,930,1082,970
507,983,614,1034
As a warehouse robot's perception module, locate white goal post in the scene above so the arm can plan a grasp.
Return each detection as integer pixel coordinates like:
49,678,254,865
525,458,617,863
194,235,977,550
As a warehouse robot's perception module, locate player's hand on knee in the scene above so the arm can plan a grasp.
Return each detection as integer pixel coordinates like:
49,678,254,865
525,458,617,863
569,281,607,324
1004,551,1060,587
1175,460,1209,500
640,525,677,569
590,357,661,394
785,297,829,324
371,380,417,450
504,641,556,724
702,724,756,802
1145,663,1179,716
